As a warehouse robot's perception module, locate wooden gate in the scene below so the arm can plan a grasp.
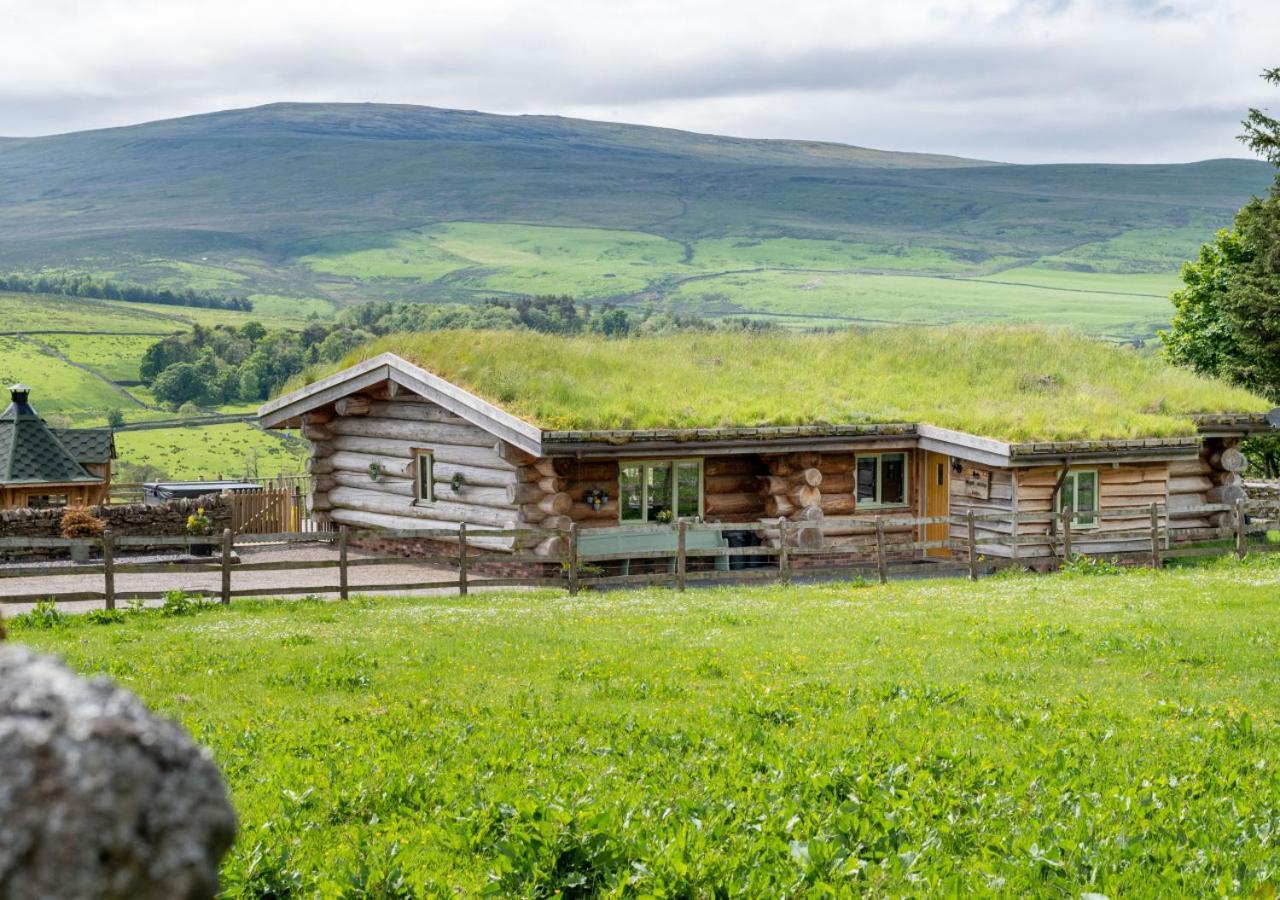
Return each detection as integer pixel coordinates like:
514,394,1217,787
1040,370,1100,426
230,488,300,534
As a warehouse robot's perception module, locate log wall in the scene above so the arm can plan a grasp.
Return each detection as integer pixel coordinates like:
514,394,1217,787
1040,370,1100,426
303,390,528,551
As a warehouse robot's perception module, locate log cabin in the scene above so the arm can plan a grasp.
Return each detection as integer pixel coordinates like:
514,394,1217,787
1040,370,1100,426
0,384,115,509
257,329,1278,566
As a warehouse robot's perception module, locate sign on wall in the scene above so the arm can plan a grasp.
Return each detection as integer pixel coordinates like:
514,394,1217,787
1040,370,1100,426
963,467,991,500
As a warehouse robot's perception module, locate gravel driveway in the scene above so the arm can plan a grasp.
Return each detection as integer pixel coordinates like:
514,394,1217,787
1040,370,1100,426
0,543,477,617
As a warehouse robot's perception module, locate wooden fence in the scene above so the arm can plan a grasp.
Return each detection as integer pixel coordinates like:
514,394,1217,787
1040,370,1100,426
0,499,1275,610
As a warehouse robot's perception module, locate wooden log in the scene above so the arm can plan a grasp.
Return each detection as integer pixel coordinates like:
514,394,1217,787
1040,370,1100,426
302,423,334,442
1206,482,1247,505
505,482,544,505
799,467,822,487
433,461,519,489
312,475,336,493
818,494,857,516
757,475,790,497
702,473,760,495
328,485,517,528
764,495,795,518
366,401,465,424
310,441,334,460
559,459,617,480
533,535,568,558
311,493,333,511
794,524,825,550
1167,475,1214,494
703,492,764,516
569,502,617,521
331,416,495,447
331,436,511,468
1221,447,1248,473
1169,458,1210,477
817,473,854,494
537,476,568,494
304,409,334,425
706,457,764,477
534,458,560,477
538,492,573,516
540,515,573,532
327,508,525,550
795,505,825,522
497,442,540,466
307,456,335,475
790,485,822,509
332,471,518,510
334,395,371,417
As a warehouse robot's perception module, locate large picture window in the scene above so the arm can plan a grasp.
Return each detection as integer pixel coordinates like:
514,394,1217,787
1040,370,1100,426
1061,470,1098,527
854,452,908,508
412,450,434,504
619,459,702,522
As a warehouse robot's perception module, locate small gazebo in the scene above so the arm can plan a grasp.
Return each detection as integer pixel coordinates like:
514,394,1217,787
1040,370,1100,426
0,384,115,510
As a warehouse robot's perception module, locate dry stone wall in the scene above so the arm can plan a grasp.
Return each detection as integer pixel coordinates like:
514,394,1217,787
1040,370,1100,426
0,495,232,559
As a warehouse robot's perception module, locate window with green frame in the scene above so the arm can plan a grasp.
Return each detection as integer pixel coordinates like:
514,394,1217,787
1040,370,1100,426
1061,469,1099,527
619,459,702,522
854,452,908,508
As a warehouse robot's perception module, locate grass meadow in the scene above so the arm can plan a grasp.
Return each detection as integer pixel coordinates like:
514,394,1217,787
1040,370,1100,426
112,423,306,479
10,559,1280,896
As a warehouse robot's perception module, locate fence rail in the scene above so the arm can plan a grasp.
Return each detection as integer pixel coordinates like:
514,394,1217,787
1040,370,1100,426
2,498,1277,609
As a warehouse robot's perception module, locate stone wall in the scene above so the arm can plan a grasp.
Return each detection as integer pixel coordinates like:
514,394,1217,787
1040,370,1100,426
0,495,232,559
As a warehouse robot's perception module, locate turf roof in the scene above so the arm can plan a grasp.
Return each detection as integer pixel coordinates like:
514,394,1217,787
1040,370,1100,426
322,326,1271,443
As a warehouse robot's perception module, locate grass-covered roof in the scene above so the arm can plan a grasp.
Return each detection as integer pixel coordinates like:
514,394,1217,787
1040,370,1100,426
320,327,1270,442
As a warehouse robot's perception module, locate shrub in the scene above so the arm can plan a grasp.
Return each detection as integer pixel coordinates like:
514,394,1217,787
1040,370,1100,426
59,507,105,540
1060,554,1125,576
161,590,200,617
8,599,65,630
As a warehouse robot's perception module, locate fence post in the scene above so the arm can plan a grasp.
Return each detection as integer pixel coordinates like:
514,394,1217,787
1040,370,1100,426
967,511,977,581
1060,509,1072,561
778,521,791,585
675,520,687,592
338,525,349,600
102,529,115,611
1236,497,1247,560
220,528,232,605
1150,502,1161,569
457,522,469,597
567,522,580,597
875,517,887,585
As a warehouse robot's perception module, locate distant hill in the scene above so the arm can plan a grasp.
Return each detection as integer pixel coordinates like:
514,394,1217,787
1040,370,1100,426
0,102,1273,337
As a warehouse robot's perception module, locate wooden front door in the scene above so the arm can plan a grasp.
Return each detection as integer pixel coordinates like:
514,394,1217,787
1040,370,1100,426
924,451,950,557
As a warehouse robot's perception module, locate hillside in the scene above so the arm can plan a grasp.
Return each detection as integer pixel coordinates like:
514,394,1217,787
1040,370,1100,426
1,102,1274,338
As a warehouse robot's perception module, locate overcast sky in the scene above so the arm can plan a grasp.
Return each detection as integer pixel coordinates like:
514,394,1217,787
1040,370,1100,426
1,0,1276,163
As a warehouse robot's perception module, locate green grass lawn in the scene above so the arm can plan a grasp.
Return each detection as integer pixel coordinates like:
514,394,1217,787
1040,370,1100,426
113,422,305,480
9,559,1280,895
0,336,133,416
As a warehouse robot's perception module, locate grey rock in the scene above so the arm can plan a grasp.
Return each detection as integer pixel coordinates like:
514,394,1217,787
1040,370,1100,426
0,645,236,899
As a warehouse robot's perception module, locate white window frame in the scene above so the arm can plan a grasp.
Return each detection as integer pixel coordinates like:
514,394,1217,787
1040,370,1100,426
619,458,703,523
412,449,434,505
1061,469,1099,529
854,452,910,509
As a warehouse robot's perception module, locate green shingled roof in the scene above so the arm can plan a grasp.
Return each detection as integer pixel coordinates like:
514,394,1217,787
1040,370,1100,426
0,388,106,486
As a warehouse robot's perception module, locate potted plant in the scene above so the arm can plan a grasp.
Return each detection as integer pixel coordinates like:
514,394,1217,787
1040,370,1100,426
186,507,215,557
59,507,105,563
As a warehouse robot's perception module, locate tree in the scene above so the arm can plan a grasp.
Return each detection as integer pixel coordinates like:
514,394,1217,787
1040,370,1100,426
151,363,209,408
1242,68,1280,165
105,408,125,429
1164,66,1280,473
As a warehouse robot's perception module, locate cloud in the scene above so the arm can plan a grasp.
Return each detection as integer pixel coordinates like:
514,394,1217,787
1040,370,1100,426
0,0,1275,162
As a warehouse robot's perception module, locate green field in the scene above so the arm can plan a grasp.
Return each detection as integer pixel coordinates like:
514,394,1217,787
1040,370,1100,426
113,423,305,480
11,559,1280,895
0,336,135,416
668,269,1175,337
39,333,160,383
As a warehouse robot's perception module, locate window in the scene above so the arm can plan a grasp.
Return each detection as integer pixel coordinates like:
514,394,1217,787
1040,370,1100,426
854,452,908,508
619,459,702,522
1061,470,1098,527
413,450,434,504
27,494,68,509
